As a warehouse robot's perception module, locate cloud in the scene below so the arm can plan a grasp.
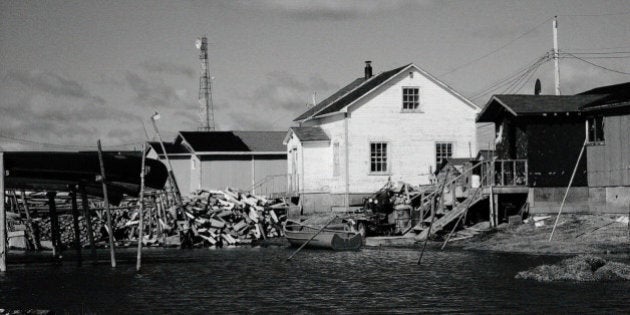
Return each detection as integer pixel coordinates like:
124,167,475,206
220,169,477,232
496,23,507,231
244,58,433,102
125,71,190,108
1,70,144,149
10,70,105,105
234,0,420,21
248,71,337,111
140,61,195,78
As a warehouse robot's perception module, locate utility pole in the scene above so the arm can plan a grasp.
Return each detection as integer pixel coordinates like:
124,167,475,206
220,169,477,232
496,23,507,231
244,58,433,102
553,16,561,95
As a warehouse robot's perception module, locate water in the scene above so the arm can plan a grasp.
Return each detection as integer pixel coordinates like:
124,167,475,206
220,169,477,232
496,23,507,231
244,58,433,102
1,246,630,313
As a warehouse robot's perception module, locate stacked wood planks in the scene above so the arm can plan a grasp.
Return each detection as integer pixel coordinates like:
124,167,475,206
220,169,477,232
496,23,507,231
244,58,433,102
176,188,287,247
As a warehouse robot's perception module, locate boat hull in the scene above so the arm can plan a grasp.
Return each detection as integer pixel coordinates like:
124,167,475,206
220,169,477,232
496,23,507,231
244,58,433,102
284,221,362,251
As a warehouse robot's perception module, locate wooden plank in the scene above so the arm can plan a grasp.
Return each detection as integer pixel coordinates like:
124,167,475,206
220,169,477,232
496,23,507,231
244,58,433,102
70,186,82,264
80,185,97,263
20,189,39,251
47,191,61,258
0,152,6,272
136,143,147,271
97,139,116,268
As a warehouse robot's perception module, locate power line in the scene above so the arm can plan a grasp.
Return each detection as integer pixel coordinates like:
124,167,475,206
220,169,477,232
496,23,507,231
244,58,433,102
0,132,145,150
564,53,630,75
558,11,630,17
469,54,550,100
440,17,552,77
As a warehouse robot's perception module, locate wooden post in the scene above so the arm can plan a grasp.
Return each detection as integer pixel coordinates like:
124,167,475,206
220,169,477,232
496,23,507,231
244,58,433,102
0,152,6,272
69,186,82,264
79,185,97,262
549,138,587,241
20,189,39,251
136,144,147,271
494,193,499,225
97,140,116,267
489,186,495,228
47,191,61,258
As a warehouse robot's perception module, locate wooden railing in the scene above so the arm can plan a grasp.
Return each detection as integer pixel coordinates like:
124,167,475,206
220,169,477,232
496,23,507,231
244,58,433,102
250,174,299,197
480,159,528,187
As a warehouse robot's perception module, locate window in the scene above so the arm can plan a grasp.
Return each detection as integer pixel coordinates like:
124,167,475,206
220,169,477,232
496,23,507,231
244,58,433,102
436,142,453,166
370,142,388,173
402,87,420,111
587,116,605,143
333,142,340,177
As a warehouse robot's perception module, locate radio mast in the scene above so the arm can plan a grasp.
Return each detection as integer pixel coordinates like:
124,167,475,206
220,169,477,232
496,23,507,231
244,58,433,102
195,36,215,131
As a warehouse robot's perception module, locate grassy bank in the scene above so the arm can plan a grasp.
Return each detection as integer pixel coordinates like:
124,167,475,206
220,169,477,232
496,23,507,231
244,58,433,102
461,214,629,255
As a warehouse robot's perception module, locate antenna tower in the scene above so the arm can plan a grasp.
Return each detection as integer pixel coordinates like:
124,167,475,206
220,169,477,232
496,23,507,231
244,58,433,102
196,36,215,131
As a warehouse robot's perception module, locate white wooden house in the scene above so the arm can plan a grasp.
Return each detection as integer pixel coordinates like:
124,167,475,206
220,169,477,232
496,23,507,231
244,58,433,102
284,62,480,212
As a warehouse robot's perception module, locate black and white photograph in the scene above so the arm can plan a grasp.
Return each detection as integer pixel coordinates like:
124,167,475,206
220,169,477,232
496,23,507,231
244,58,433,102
1,0,630,313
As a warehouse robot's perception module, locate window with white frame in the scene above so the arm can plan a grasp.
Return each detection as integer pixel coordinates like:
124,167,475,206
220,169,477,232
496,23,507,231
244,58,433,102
370,142,388,173
587,116,605,143
402,87,420,111
436,142,452,166
333,142,340,177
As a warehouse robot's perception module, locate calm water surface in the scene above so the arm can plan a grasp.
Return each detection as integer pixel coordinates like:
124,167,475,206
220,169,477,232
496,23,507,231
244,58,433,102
1,246,629,314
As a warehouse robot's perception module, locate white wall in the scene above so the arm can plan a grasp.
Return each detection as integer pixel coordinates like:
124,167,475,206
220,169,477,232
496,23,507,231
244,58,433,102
295,67,479,194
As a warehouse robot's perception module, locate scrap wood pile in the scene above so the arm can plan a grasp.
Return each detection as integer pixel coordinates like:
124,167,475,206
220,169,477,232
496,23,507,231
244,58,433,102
7,188,288,250
176,188,287,247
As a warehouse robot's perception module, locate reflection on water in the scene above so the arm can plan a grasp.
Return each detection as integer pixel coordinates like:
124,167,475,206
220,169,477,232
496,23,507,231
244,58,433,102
1,247,630,313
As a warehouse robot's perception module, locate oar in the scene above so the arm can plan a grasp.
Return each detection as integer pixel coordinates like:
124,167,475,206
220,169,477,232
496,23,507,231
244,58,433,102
287,215,338,261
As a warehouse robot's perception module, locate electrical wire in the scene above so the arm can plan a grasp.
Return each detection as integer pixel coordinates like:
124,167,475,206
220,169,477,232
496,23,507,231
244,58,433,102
0,132,145,150
469,55,550,100
440,17,552,77
563,53,630,75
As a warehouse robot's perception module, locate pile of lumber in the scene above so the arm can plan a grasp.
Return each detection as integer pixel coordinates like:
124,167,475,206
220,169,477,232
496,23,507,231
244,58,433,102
176,188,287,247
9,188,287,250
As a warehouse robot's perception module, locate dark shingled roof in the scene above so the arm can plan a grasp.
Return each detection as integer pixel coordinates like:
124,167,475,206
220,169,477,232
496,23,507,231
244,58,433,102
294,64,411,121
578,81,630,110
178,131,286,153
294,78,366,121
289,126,330,142
147,141,190,155
477,94,606,122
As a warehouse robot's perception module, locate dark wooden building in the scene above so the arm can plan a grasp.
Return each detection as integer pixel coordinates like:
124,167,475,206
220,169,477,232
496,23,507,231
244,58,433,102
579,82,630,212
477,81,630,214
477,94,601,187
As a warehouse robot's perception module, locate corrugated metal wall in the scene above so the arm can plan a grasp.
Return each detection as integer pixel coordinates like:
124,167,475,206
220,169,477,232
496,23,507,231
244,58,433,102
587,114,630,187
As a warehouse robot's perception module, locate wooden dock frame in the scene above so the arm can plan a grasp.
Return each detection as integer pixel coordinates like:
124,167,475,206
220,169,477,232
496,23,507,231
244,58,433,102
1,153,5,272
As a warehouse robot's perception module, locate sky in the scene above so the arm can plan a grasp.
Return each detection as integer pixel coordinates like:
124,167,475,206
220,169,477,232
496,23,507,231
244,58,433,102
1,0,629,151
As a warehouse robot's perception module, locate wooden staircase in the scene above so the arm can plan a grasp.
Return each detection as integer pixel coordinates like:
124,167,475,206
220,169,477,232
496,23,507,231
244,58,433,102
412,188,487,240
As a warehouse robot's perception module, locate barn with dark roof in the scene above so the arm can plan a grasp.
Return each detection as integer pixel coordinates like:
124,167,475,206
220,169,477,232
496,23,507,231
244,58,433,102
146,131,286,195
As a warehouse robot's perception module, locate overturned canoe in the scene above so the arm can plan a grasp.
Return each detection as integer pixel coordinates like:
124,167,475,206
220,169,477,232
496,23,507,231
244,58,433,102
284,220,362,251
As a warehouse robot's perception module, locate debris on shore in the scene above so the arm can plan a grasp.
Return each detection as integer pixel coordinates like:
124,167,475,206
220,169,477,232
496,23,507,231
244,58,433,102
8,188,287,250
516,255,630,281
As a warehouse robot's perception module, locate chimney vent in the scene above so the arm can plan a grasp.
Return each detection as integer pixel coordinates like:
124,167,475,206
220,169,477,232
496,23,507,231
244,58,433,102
364,61,372,79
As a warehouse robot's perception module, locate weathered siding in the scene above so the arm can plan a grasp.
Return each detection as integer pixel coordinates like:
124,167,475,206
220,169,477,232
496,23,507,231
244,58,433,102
587,114,630,187
170,157,192,196
345,67,478,192
200,156,252,190
526,117,587,187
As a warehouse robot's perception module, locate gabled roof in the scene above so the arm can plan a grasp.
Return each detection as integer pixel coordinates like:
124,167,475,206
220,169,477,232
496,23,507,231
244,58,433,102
294,78,366,121
294,63,479,122
477,94,605,122
146,141,190,155
176,131,286,154
284,126,330,144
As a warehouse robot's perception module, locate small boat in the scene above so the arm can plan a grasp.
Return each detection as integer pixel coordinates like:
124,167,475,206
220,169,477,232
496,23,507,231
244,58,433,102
283,219,363,251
